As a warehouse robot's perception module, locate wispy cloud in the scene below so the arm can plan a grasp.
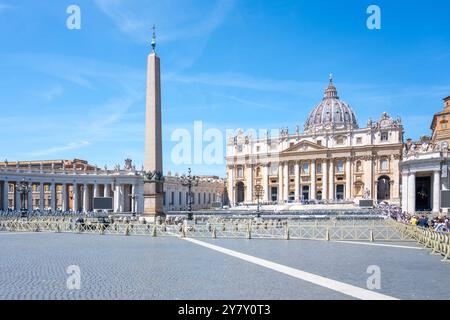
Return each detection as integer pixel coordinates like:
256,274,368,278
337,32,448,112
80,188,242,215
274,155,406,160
165,72,319,94
0,53,146,163
27,141,91,157
94,0,234,43
0,3,14,13
94,0,234,69
41,85,64,102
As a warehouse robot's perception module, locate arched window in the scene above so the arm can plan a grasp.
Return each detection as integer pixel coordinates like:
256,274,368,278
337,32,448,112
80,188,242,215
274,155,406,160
256,167,261,177
303,162,310,174
336,160,344,173
316,163,322,174
336,136,345,145
381,132,389,142
237,166,243,178
289,163,295,175
380,158,389,171
270,163,278,176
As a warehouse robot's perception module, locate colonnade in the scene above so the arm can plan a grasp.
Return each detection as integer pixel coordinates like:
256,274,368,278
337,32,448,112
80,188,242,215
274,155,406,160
0,179,137,213
228,158,355,205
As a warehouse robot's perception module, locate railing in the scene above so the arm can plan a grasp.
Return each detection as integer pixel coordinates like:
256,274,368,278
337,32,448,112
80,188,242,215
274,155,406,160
389,220,450,262
0,218,408,242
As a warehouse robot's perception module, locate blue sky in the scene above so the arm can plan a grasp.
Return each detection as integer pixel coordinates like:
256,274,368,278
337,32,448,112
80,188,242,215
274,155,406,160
1,0,450,177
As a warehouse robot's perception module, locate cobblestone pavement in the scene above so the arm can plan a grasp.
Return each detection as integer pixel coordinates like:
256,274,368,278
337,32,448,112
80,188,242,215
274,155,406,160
0,232,449,300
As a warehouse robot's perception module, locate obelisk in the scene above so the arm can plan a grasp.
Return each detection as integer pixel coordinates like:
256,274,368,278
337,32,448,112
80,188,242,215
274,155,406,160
143,26,165,218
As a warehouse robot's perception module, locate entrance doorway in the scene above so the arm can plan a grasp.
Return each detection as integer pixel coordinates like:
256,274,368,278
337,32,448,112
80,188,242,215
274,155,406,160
316,191,322,201
236,182,245,204
377,176,391,201
270,187,278,202
416,177,431,211
336,185,344,200
302,186,310,201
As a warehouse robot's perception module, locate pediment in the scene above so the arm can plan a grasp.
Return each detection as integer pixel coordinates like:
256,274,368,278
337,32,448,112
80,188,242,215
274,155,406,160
282,140,327,153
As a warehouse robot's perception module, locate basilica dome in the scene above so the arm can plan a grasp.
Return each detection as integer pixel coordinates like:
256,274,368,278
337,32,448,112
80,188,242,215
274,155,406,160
304,76,358,133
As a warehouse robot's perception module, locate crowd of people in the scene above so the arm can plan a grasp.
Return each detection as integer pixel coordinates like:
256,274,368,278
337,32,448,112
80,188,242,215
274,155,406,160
377,201,450,232
0,209,104,218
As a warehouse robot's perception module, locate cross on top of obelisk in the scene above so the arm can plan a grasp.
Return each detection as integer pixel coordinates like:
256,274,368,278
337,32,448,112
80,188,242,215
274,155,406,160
151,25,156,53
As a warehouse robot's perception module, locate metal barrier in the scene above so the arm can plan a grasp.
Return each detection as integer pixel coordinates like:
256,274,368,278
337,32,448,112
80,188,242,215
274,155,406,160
0,218,408,242
389,220,450,262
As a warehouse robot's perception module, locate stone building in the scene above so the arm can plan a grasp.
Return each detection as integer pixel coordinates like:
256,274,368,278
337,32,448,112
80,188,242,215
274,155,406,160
0,159,225,213
400,96,450,215
226,77,404,206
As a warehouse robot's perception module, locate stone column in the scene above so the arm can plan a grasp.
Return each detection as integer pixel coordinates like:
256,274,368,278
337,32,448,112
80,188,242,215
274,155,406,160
50,183,56,212
246,165,253,204
27,183,33,213
3,181,9,210
114,184,121,213
94,184,99,198
131,184,136,213
227,166,235,206
367,156,374,199
401,172,408,213
346,158,351,200
329,160,335,201
72,183,79,212
407,172,416,214
283,162,289,202
104,184,111,197
61,184,67,212
311,160,316,200
39,182,45,211
322,160,328,200
15,183,21,210
294,161,300,202
278,162,283,203
433,170,441,214
262,164,269,202
93,183,99,212
83,184,89,213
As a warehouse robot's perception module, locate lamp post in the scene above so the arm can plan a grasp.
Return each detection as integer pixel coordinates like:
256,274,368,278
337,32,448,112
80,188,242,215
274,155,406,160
180,168,199,220
254,184,263,218
16,178,31,218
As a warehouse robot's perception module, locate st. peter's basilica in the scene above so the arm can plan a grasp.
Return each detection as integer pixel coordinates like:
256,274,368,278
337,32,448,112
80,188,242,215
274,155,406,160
226,76,404,206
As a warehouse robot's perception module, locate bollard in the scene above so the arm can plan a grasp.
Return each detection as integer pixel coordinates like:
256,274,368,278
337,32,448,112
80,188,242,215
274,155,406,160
124,225,130,236
284,225,290,240
325,227,330,241
152,224,157,237
442,235,450,262
55,223,60,233
246,224,252,239
181,225,186,238
431,233,439,255
369,229,374,242
212,228,217,239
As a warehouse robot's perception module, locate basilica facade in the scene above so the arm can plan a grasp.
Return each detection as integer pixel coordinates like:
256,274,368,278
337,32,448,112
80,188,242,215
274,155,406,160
226,77,404,206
